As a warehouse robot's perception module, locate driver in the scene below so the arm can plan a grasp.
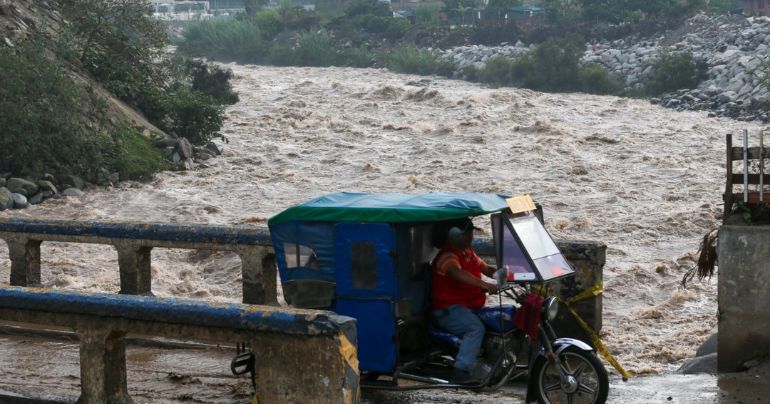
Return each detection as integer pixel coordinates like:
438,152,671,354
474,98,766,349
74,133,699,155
431,217,498,384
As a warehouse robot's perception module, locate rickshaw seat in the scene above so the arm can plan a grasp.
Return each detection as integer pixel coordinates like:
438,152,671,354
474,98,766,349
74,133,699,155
427,305,518,346
427,326,462,348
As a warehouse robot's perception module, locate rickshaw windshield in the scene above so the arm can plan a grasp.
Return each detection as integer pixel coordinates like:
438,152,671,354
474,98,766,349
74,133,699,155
509,215,560,259
493,212,574,282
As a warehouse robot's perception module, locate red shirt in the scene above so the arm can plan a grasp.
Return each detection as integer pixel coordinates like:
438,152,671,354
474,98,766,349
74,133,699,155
431,244,487,310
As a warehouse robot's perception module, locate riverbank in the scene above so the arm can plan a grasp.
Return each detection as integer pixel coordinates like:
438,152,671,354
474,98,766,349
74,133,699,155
441,13,770,121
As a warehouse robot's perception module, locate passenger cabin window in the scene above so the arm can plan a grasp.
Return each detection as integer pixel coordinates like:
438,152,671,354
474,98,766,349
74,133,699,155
351,242,377,289
283,243,319,270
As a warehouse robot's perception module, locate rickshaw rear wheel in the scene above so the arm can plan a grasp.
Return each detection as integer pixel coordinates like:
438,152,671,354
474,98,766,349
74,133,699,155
531,346,609,404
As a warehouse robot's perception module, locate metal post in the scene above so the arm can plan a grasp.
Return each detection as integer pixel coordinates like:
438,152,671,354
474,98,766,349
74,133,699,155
744,129,749,203
759,129,765,202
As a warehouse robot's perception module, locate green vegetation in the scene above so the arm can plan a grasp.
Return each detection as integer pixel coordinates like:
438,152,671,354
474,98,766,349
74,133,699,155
644,51,705,96
111,124,170,181
0,0,236,181
178,17,269,63
378,45,454,76
474,37,622,95
545,0,709,26
0,39,170,181
0,39,108,176
59,0,234,148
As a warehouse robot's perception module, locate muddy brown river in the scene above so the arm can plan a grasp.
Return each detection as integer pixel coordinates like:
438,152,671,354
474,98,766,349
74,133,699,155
0,64,765,402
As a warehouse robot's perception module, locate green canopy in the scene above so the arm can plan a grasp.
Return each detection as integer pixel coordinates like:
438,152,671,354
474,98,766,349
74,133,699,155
268,192,510,225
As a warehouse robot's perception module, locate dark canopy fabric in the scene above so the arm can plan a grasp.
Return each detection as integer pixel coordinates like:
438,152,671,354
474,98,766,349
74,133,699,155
268,192,510,225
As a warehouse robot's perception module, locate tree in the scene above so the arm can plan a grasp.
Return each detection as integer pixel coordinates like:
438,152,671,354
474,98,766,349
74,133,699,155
244,0,270,15
61,0,167,88
543,0,583,24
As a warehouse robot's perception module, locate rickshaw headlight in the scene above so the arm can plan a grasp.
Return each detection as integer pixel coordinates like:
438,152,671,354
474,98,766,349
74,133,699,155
542,297,559,321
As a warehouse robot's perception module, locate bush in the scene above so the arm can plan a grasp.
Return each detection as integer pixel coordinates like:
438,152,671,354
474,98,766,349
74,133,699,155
188,60,240,105
384,18,411,40
111,124,169,181
252,10,284,40
510,36,585,92
179,17,268,63
644,51,705,96
0,40,108,176
436,26,473,48
378,45,455,77
294,31,337,67
162,89,225,145
470,21,519,45
268,45,296,66
338,46,376,67
415,4,442,26
477,56,516,86
577,64,622,95
345,0,391,18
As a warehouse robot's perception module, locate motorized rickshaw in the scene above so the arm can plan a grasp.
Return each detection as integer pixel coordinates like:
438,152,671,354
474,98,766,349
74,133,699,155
268,192,609,403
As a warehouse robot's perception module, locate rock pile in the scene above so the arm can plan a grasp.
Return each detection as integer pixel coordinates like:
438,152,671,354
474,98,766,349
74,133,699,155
0,136,222,212
0,174,86,211
585,13,770,121
442,13,770,121
156,136,222,171
440,41,532,72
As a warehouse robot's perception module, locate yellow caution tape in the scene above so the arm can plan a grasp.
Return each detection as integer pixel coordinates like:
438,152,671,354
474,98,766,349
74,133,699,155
339,333,359,372
534,282,634,380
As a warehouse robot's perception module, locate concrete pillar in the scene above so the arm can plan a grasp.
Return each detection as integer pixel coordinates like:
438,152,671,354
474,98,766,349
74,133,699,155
76,328,132,404
238,247,278,306
717,225,770,372
114,242,153,296
7,238,42,287
249,319,359,403
552,240,606,343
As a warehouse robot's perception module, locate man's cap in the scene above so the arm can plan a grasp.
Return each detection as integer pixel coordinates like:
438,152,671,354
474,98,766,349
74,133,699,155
455,217,481,232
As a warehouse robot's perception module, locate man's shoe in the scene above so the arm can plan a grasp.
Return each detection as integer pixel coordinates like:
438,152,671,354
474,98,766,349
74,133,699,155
450,368,480,385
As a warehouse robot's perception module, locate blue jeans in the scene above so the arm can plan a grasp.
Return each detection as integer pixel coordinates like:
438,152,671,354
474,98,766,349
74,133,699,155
433,304,485,371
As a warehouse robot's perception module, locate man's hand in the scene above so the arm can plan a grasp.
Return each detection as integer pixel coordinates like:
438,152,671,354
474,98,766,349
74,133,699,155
482,281,498,294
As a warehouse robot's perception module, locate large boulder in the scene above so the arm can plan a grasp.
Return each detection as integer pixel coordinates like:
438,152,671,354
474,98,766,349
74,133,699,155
677,353,717,375
6,177,39,196
177,137,194,159
11,193,28,209
37,180,57,195
61,187,85,198
57,174,85,190
28,192,44,205
696,332,718,357
0,187,12,210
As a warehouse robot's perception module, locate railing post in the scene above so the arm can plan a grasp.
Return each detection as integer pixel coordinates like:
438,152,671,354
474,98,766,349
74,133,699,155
7,237,42,287
76,328,132,404
239,246,278,306
114,242,153,296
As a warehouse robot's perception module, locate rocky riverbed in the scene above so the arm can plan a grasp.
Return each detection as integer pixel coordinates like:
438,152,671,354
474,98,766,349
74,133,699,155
441,13,770,122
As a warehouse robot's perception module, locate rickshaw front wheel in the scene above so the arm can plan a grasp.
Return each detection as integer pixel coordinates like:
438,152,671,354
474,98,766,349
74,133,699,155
531,346,609,404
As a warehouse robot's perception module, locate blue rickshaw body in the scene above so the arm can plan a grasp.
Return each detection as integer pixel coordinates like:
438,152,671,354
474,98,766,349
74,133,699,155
268,192,568,374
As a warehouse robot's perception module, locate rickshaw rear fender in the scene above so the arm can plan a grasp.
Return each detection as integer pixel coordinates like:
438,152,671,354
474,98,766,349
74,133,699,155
525,338,594,402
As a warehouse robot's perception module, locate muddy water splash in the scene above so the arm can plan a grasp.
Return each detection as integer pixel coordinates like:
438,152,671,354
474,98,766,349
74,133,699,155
0,65,758,376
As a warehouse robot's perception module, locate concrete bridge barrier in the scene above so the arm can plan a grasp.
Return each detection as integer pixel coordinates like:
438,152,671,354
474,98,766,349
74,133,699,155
0,218,605,342
0,287,359,403
717,225,770,372
0,218,278,305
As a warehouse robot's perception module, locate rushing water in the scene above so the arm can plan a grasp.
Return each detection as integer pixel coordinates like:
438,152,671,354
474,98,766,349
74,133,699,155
0,65,761,399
